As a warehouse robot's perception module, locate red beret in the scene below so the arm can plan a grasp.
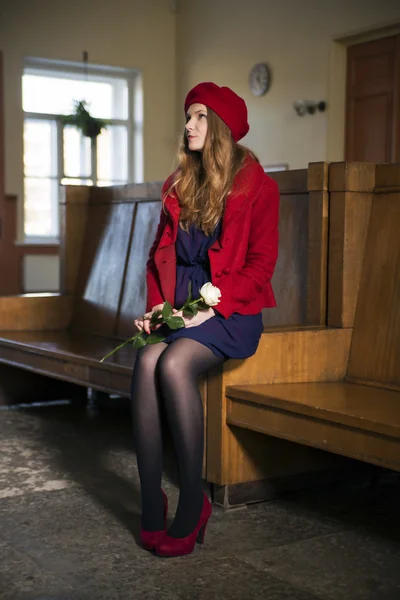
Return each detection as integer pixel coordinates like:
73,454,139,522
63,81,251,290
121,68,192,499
184,82,249,142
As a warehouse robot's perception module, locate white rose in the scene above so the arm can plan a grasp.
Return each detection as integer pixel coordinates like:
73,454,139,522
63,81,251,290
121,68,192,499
199,283,221,307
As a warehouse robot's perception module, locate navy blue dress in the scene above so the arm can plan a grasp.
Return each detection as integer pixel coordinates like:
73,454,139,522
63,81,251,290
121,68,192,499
162,222,264,360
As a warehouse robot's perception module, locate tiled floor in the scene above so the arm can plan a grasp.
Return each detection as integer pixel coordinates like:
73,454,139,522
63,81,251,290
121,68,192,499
0,400,399,600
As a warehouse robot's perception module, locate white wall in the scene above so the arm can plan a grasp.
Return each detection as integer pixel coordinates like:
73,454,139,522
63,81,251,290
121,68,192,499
3,0,400,291
23,255,60,292
176,0,400,169
0,0,177,205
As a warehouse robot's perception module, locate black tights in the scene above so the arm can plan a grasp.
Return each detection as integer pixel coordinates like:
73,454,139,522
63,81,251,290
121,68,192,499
131,338,224,538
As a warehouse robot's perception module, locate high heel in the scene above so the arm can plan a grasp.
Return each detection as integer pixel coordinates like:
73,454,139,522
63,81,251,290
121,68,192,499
140,490,168,551
155,493,212,557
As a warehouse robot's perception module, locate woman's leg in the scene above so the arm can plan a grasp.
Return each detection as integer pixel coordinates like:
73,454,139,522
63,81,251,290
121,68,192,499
131,343,168,531
157,338,225,538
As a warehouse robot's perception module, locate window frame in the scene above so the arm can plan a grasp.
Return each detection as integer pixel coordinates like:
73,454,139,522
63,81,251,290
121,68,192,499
22,57,142,243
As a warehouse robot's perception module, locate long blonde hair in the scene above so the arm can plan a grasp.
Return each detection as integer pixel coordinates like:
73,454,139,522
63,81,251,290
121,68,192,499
165,108,257,235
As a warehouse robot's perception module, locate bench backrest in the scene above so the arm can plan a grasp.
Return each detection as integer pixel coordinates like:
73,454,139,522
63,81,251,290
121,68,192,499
267,163,328,327
346,163,400,391
60,183,162,338
60,164,330,339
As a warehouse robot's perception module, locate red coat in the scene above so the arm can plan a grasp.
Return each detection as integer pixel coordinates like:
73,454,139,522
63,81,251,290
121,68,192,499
146,157,280,319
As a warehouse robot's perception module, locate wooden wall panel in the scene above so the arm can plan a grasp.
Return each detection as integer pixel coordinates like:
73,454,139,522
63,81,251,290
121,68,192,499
347,163,400,390
328,162,375,328
307,162,329,324
59,185,90,295
270,168,308,194
0,294,72,330
266,163,329,327
265,168,309,326
263,189,309,326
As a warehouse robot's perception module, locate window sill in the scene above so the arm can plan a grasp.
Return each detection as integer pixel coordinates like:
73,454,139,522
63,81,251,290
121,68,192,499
16,238,60,247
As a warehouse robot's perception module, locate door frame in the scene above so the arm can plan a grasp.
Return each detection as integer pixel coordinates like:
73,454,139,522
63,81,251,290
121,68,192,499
327,22,400,163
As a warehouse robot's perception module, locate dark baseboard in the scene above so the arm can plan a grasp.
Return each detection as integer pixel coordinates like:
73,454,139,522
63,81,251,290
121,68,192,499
210,463,380,509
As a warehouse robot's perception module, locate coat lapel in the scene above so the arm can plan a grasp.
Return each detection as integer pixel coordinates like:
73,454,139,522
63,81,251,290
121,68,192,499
161,193,180,244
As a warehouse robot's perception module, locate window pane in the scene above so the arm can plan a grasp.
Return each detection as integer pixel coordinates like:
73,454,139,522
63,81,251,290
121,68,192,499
23,74,128,119
63,126,91,178
24,119,57,177
97,126,128,182
24,178,58,237
61,178,93,186
97,180,127,187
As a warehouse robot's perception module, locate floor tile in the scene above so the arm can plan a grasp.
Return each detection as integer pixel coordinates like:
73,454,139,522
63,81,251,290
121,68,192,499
0,402,399,600
152,557,322,600
241,530,400,600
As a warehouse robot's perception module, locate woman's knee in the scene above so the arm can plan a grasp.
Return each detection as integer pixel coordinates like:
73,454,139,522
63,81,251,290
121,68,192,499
133,344,166,377
157,347,182,384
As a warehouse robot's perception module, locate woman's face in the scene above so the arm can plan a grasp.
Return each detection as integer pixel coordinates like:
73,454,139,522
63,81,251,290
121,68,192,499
185,103,208,152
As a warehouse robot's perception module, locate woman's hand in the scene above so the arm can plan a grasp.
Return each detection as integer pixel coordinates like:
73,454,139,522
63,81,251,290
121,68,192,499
172,307,215,328
134,303,164,335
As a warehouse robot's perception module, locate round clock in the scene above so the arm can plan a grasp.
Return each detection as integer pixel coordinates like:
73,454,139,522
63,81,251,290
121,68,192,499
249,63,271,97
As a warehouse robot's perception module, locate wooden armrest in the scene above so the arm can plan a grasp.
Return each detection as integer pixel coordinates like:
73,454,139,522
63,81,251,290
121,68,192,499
223,327,352,386
0,294,73,331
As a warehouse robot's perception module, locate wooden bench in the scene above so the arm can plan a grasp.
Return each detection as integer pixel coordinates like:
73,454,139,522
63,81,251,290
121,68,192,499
205,162,377,505
0,182,164,399
0,162,352,505
223,162,400,476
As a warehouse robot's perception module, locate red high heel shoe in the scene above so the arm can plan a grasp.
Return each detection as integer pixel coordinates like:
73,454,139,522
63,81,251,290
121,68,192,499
155,493,212,557
140,490,168,551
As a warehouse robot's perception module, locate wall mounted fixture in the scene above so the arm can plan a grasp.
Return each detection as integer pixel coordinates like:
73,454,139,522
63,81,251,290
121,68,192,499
293,100,327,117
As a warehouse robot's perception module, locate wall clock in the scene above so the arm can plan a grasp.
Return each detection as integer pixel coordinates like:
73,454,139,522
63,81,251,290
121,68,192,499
249,63,271,97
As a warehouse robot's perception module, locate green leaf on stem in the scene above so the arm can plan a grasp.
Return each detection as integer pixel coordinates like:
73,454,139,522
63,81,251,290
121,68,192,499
132,334,147,349
150,318,164,329
166,315,185,330
183,305,197,317
150,310,162,322
145,332,167,344
197,301,209,310
162,301,173,320
181,281,194,310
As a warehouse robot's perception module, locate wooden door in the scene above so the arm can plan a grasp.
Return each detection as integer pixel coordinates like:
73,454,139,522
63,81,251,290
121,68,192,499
345,35,400,163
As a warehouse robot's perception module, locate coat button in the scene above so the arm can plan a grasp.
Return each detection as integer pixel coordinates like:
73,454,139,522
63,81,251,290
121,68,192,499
216,271,222,277
223,267,230,275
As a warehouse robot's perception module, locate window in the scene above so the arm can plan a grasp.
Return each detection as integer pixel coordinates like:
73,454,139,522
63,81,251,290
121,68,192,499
22,58,143,239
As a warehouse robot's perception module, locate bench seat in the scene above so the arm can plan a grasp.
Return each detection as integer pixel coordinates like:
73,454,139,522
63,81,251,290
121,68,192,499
222,163,400,477
227,382,400,437
0,331,135,395
226,383,400,471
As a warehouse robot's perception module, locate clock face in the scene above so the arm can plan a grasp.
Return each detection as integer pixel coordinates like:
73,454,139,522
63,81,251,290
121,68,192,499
249,63,271,97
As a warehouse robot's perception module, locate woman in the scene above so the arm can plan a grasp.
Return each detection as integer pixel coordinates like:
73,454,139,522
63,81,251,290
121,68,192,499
132,82,279,557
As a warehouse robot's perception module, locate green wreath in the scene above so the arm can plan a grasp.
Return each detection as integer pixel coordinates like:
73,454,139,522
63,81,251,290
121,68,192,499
62,100,107,138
